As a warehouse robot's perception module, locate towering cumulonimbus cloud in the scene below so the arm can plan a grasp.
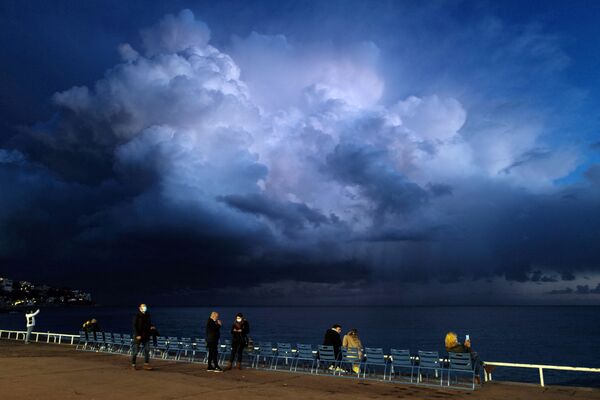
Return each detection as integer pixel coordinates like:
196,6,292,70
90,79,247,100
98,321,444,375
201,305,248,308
1,9,598,303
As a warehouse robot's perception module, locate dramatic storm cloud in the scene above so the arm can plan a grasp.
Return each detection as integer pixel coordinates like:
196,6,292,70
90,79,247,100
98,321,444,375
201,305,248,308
1,4,599,304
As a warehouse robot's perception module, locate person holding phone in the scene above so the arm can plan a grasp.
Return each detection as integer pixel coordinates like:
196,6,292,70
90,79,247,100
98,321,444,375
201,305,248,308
444,331,490,384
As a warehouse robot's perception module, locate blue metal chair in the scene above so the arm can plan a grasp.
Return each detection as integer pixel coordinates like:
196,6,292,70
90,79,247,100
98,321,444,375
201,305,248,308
253,342,277,369
446,352,476,390
316,345,339,374
93,332,105,352
293,344,316,373
102,333,115,353
417,351,443,386
111,333,123,353
218,339,232,364
192,338,208,363
152,337,168,359
272,343,294,370
121,334,133,354
338,347,362,377
362,347,389,380
178,337,193,361
389,349,414,383
76,331,88,350
166,337,181,360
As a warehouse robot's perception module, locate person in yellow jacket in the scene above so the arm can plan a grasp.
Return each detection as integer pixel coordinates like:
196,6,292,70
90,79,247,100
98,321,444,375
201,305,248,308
342,328,363,373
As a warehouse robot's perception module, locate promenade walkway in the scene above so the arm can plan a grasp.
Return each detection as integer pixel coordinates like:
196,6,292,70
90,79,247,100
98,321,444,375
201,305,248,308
1,341,599,400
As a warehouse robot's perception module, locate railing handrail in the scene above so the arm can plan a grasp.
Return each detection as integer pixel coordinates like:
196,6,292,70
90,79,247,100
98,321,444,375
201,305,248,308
484,361,600,373
0,329,78,338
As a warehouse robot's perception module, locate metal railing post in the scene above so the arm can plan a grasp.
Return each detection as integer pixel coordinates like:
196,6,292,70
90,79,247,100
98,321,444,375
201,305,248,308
539,367,545,387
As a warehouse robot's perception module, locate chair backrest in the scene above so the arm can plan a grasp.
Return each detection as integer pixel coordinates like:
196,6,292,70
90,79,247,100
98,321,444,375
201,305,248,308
342,347,360,361
448,352,473,371
276,343,293,357
167,336,178,343
296,344,314,359
318,345,336,361
364,347,386,364
180,337,192,348
194,338,207,349
79,331,87,340
104,333,114,344
390,349,412,366
418,351,440,368
122,334,132,342
155,337,168,349
258,342,274,356
113,333,122,343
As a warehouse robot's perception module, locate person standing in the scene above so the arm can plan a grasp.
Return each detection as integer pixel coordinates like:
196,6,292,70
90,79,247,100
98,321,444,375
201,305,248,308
131,303,153,371
225,313,250,370
24,309,40,344
205,311,223,372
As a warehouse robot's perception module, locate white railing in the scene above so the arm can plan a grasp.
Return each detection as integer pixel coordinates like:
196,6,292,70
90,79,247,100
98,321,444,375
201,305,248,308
484,361,600,387
0,329,78,345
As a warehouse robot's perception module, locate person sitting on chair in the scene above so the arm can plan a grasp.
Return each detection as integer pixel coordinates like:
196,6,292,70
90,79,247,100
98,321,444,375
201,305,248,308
445,331,493,384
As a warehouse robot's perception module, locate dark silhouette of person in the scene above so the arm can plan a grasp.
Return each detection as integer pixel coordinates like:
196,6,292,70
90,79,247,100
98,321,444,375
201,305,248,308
323,324,343,361
131,303,153,370
226,313,250,370
205,311,222,372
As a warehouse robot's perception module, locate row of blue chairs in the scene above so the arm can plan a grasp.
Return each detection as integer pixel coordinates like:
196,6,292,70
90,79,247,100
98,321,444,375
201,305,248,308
76,332,477,390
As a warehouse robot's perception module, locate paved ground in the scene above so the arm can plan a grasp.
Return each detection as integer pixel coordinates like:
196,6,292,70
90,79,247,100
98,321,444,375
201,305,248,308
1,341,599,400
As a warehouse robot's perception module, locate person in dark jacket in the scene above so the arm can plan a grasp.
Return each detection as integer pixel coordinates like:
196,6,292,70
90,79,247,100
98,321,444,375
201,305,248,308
225,313,250,370
131,303,153,370
323,324,343,361
205,311,223,372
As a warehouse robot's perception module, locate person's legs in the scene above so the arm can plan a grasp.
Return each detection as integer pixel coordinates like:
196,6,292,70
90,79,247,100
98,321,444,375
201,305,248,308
207,342,218,369
25,326,33,343
470,352,483,384
235,343,244,365
131,340,140,366
229,342,238,363
143,341,150,364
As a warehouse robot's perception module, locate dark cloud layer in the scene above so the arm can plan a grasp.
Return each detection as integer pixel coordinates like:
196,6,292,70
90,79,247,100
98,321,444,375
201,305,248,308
1,5,599,305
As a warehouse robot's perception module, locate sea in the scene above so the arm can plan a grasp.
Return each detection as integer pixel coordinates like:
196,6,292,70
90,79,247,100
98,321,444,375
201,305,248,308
1,305,599,387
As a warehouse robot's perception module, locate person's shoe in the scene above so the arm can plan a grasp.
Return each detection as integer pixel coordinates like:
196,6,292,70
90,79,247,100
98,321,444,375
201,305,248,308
224,362,233,371
131,364,137,370
143,363,153,371
213,366,223,372
328,365,335,370
237,363,243,370
207,366,215,372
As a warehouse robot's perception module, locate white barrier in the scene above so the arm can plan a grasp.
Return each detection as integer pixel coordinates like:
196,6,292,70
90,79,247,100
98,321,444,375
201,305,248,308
0,329,78,345
483,361,600,387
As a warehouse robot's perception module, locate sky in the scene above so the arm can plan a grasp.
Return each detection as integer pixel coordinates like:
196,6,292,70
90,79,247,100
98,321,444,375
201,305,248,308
0,0,599,305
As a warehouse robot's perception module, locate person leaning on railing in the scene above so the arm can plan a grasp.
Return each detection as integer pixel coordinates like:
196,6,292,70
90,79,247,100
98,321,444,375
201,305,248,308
445,332,493,384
